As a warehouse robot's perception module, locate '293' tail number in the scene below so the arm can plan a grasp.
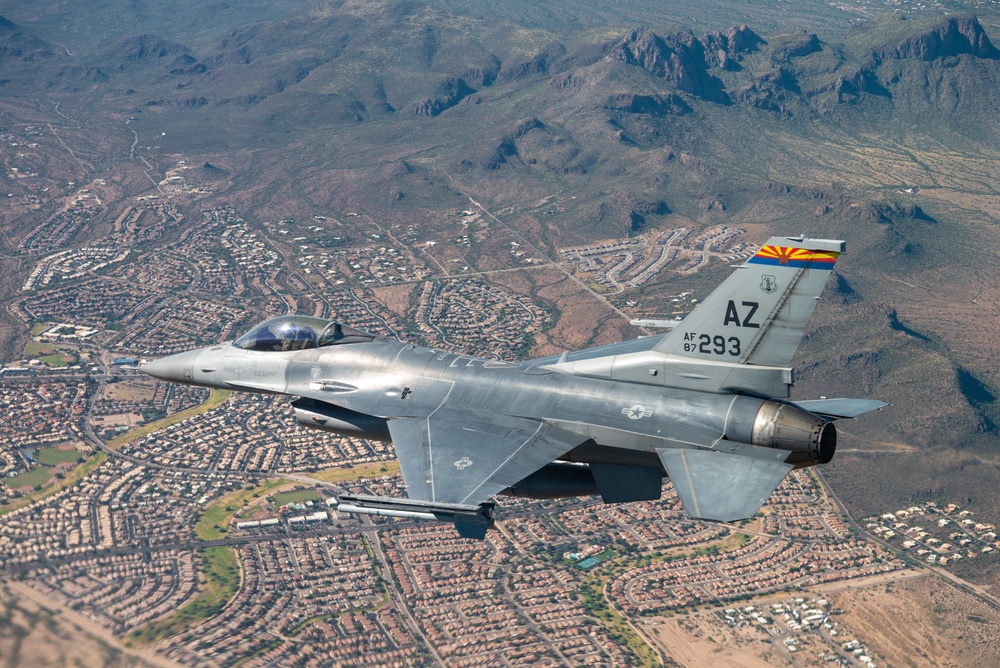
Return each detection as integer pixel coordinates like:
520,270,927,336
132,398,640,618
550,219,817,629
682,333,741,356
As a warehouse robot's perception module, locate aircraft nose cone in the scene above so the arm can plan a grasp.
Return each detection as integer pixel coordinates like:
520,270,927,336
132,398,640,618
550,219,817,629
140,348,203,383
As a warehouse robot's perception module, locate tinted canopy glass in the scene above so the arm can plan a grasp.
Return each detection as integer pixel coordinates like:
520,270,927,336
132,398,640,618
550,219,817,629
233,316,375,351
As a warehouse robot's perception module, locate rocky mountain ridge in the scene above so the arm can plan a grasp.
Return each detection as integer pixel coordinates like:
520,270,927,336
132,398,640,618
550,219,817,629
872,15,998,62
3,8,996,129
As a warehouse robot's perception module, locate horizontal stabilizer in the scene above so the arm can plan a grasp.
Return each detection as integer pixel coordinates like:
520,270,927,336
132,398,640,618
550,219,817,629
630,318,683,329
792,398,888,420
657,447,794,522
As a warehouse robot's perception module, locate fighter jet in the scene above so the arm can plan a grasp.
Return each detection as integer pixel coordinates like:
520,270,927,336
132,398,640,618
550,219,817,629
142,236,884,538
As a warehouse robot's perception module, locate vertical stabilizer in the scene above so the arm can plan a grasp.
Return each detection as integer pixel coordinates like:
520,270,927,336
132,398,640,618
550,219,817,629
654,237,844,367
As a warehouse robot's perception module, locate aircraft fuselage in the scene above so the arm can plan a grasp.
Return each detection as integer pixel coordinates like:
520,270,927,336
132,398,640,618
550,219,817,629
150,337,831,473
140,236,885,535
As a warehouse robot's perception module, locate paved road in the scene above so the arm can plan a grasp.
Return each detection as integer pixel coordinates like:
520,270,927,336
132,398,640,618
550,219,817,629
816,469,1000,613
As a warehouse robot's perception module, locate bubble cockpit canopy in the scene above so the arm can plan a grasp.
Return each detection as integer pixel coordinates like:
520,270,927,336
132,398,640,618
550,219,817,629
233,316,376,352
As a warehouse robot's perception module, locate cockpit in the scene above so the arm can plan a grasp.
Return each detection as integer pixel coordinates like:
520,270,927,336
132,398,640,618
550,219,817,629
233,316,376,352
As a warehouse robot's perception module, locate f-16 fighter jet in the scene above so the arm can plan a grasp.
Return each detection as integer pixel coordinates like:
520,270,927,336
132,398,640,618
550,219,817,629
142,236,884,538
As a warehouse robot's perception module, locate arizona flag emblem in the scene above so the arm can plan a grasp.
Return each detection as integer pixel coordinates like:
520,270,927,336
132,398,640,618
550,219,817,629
748,245,839,270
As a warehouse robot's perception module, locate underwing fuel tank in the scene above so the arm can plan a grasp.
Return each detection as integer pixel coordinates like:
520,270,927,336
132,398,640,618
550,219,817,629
292,398,391,441
500,462,600,499
725,398,836,466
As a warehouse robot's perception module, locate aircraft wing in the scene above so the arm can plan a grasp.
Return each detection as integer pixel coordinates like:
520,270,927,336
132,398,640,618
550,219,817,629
387,412,587,506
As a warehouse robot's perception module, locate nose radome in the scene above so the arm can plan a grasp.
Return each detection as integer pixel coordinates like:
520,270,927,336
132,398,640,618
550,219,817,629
140,348,204,383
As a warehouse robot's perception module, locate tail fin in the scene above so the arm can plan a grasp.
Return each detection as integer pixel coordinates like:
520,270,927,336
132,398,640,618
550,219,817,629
654,236,844,367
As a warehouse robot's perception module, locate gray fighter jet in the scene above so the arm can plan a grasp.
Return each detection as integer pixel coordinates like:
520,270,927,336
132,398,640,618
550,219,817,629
141,236,884,538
